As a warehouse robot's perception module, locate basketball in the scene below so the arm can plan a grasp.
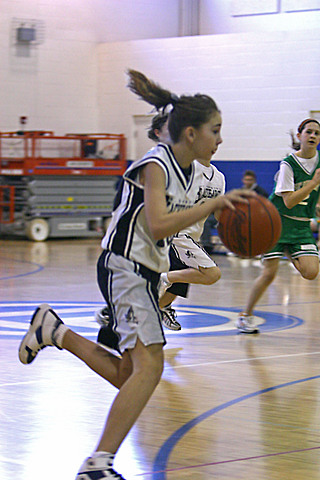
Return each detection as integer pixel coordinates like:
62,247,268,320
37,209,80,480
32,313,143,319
217,195,282,258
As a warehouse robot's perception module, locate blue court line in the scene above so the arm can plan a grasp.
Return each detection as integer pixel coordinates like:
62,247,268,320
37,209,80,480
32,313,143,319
0,257,44,280
151,374,320,479
138,445,320,477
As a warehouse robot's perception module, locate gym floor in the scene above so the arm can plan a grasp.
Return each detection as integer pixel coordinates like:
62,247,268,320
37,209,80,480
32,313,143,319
1,237,320,480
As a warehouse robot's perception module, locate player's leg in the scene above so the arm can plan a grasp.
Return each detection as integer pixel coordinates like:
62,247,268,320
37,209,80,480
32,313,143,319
19,252,165,480
18,303,132,389
76,340,163,480
159,236,221,331
243,257,280,315
292,255,319,279
77,253,165,479
62,329,133,388
159,291,176,309
165,235,221,286
158,244,189,331
166,264,221,285
289,242,319,280
237,256,280,333
95,339,163,453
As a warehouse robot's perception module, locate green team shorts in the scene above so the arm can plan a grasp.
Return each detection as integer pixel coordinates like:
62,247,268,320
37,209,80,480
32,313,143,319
262,215,319,260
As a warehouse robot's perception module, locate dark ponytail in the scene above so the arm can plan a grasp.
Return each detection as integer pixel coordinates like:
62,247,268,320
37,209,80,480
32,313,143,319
127,69,172,111
127,69,220,143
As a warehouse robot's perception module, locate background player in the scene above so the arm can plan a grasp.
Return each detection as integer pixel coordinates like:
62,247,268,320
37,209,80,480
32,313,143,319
238,118,320,333
157,128,225,330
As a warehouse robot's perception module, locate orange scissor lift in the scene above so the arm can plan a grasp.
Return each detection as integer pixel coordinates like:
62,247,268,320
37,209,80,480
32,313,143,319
0,131,126,241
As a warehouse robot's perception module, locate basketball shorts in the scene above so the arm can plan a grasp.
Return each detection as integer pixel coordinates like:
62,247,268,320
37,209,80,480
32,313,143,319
262,216,319,261
97,250,166,354
167,234,218,298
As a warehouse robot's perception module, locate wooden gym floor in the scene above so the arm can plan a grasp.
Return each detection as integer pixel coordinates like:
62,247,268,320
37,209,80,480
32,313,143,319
1,237,320,480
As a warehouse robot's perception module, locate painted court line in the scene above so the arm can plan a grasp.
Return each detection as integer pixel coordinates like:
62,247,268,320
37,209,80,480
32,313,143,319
136,445,320,476
150,374,320,479
167,350,320,370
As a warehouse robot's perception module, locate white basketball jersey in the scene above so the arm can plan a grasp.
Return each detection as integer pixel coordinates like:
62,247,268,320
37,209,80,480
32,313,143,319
101,143,200,273
178,162,225,241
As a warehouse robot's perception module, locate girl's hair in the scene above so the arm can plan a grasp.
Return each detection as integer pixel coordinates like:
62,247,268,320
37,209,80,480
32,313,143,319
127,69,219,143
289,119,320,151
147,113,168,141
297,118,320,133
289,129,300,151
243,170,256,180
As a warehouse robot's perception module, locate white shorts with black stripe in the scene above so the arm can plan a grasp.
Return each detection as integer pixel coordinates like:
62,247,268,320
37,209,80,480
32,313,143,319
172,234,218,269
99,251,166,353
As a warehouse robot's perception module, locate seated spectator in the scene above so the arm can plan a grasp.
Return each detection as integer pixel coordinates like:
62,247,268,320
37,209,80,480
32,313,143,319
242,170,269,198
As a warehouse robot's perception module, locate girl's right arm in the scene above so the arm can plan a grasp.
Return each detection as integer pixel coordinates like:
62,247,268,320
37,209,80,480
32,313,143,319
281,168,320,209
142,162,252,241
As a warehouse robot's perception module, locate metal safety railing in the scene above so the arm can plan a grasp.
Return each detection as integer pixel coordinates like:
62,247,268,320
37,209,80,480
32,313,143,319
0,131,127,176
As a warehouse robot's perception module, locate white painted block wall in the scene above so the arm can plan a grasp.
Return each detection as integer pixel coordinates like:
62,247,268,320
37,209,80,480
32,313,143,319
0,0,179,133
97,29,320,161
1,0,319,163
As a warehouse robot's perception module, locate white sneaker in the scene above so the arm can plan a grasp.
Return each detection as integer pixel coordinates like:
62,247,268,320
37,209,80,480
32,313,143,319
18,304,64,364
158,273,172,298
162,306,181,331
76,455,125,479
95,306,110,326
236,314,259,334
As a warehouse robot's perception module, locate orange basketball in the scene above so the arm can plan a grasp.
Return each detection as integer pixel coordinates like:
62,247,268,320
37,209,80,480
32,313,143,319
217,195,282,258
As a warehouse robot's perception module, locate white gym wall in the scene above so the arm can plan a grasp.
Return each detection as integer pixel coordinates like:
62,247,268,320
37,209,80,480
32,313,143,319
1,0,320,161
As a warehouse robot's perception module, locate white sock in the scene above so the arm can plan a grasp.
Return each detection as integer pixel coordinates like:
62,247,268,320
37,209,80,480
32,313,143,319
92,451,115,466
53,324,69,348
161,272,169,284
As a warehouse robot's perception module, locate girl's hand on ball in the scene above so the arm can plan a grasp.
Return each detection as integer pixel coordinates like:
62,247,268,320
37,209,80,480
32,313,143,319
211,189,256,213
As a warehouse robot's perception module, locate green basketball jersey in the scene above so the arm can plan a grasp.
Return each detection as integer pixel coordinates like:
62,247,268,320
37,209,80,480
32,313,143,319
269,152,320,220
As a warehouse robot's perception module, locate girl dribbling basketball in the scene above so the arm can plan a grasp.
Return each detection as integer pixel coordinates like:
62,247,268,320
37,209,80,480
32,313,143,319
19,69,251,480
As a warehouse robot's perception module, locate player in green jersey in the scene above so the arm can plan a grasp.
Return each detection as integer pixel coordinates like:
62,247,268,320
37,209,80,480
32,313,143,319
237,118,320,333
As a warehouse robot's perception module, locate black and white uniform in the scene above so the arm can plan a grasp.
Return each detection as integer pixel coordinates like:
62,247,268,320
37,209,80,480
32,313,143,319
98,143,200,352
167,162,226,298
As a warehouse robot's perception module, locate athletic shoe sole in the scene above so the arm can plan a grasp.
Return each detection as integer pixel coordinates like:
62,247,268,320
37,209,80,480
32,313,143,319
237,328,259,334
18,303,52,365
236,322,259,334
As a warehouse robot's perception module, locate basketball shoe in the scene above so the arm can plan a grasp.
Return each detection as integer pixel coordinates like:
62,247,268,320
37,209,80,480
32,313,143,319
95,306,110,326
76,453,125,479
18,303,67,364
236,313,259,334
158,273,172,298
161,306,181,331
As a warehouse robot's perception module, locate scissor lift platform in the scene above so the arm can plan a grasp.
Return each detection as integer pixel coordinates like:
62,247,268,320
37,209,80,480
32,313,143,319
0,131,126,241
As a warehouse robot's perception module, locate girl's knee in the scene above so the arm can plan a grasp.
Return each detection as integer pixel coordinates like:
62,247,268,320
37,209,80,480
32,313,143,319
142,356,163,385
261,267,277,284
202,266,221,285
296,257,319,280
134,345,164,381
261,260,279,283
301,268,319,280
